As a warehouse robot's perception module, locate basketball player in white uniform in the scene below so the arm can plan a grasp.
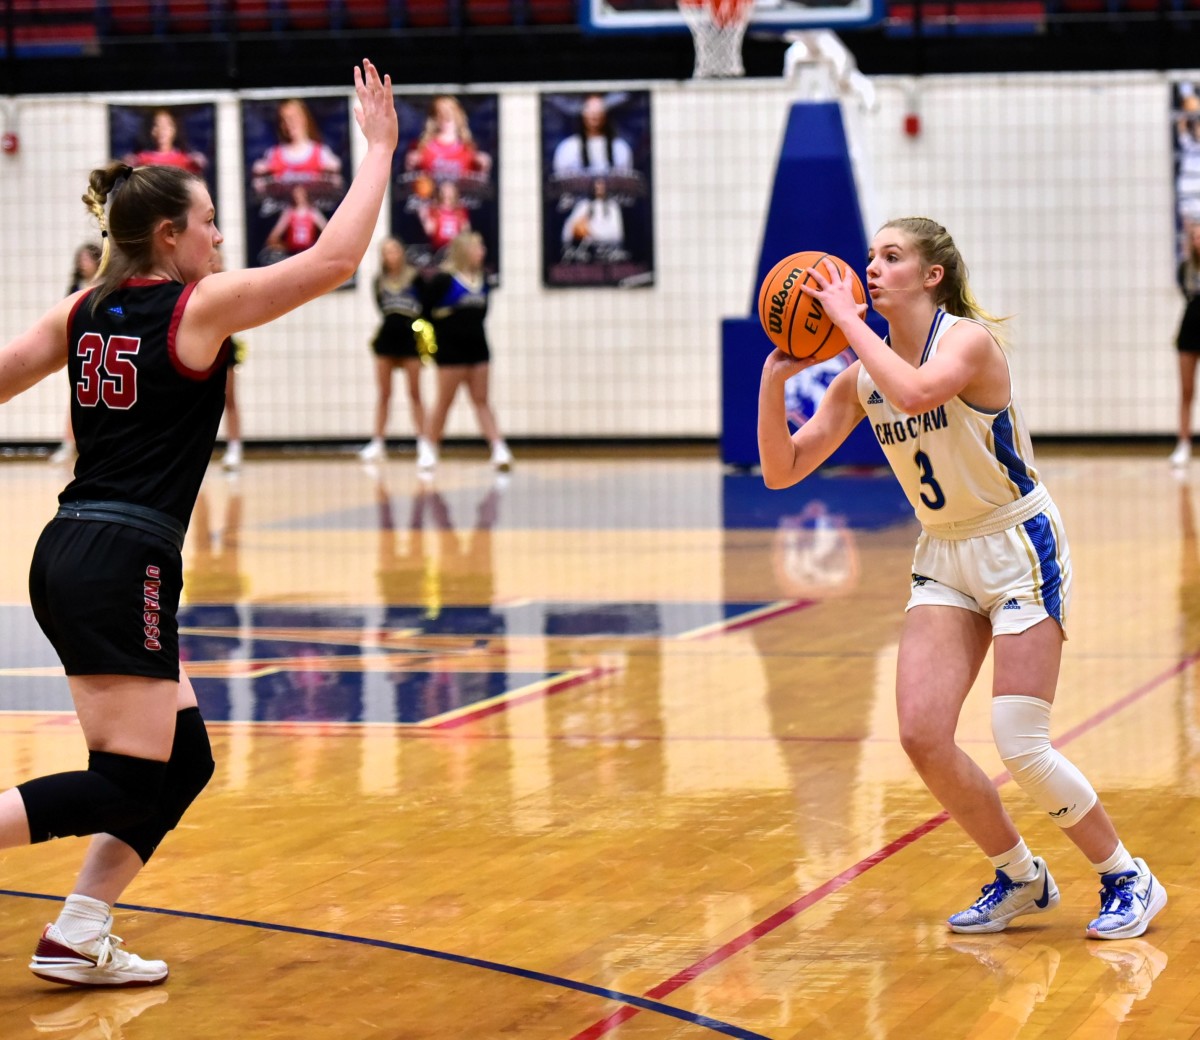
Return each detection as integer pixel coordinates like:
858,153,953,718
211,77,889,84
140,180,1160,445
757,217,1165,940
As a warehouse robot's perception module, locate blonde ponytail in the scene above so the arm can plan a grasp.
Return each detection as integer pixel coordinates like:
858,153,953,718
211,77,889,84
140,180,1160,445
883,217,1009,338
80,160,198,309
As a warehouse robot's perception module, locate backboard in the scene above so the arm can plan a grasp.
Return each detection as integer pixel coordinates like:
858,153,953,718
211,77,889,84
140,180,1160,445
582,0,882,33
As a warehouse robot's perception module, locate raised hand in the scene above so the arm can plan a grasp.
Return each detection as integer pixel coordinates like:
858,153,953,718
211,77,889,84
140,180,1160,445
801,258,867,329
353,60,398,152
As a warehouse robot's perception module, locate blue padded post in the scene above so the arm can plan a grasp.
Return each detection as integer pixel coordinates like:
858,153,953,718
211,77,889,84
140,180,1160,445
721,101,885,470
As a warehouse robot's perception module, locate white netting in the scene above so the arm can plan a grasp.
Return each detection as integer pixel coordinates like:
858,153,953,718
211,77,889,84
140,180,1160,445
677,0,754,79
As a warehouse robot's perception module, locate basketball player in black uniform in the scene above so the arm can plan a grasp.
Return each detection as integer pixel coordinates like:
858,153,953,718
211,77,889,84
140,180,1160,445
0,60,397,987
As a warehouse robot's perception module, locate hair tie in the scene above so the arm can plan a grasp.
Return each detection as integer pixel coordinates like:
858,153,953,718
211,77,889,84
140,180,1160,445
101,230,108,239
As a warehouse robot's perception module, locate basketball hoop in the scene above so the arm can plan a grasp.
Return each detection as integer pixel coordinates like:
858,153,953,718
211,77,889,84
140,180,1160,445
677,0,754,79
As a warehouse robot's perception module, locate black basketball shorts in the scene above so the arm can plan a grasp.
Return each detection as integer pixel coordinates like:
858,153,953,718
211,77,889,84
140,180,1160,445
28,517,183,680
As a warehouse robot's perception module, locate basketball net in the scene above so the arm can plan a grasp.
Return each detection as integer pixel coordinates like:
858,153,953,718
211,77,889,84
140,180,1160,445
677,0,753,79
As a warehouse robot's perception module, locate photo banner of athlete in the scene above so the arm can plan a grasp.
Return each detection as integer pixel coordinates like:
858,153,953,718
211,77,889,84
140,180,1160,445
540,90,654,289
108,103,218,213
1173,79,1200,261
241,95,352,281
390,93,500,284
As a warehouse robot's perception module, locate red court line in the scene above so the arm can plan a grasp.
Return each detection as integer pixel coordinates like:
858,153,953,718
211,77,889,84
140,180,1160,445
570,811,951,1040
568,648,1200,1040
428,600,814,729
681,599,816,641
427,666,618,730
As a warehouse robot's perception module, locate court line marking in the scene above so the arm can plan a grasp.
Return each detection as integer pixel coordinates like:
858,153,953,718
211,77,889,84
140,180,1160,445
0,889,769,1040
566,649,1200,1039
675,598,815,641
424,599,815,729
427,665,621,730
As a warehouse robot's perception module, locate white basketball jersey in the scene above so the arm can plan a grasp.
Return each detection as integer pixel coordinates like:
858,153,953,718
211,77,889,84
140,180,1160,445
856,309,1041,529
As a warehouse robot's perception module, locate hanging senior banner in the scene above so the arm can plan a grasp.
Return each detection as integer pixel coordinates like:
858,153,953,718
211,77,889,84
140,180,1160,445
108,103,217,211
540,90,654,289
1174,80,1200,261
391,93,500,283
241,95,352,279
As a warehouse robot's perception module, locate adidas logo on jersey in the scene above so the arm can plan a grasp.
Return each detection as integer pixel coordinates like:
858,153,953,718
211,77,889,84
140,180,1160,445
1003,598,1021,610
108,306,124,316
911,572,932,587
867,390,884,405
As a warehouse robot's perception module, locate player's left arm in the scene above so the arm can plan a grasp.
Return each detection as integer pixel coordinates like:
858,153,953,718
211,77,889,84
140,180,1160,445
0,295,73,404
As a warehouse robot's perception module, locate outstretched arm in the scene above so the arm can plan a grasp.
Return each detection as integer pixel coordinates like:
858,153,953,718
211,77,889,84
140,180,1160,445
0,294,74,404
178,60,398,367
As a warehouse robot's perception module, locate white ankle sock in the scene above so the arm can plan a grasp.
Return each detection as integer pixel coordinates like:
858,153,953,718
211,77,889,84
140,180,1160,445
1091,841,1136,877
55,893,110,944
990,839,1037,882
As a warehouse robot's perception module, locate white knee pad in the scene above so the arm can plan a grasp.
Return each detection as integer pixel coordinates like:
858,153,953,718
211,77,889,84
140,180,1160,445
991,695,1097,828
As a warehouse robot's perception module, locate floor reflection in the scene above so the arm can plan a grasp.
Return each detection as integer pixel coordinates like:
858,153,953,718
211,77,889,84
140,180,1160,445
945,936,1061,1038
28,987,170,1040
944,934,1168,1038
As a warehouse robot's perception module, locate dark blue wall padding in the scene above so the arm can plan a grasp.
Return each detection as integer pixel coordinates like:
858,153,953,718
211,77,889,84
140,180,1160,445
721,101,886,470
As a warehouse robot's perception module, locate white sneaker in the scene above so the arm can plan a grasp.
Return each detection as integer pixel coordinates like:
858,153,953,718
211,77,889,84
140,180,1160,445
948,857,1060,934
48,442,76,465
417,438,437,471
29,921,168,987
1170,439,1191,467
221,441,242,470
1087,858,1167,940
490,440,513,471
358,439,385,462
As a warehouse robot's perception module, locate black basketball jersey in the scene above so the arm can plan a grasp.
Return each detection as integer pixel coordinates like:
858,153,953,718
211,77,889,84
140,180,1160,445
61,280,230,528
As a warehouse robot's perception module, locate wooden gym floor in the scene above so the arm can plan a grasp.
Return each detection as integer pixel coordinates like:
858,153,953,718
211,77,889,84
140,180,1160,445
0,444,1195,1039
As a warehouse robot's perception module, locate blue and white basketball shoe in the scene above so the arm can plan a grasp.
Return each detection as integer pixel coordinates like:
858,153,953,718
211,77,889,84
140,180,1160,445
948,857,1060,934
1086,858,1167,940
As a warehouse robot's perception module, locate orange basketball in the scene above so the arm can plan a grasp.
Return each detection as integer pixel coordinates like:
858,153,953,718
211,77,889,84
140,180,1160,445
757,251,866,363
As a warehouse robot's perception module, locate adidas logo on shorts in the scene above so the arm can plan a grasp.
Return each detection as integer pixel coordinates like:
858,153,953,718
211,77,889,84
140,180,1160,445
1002,598,1021,610
867,390,884,405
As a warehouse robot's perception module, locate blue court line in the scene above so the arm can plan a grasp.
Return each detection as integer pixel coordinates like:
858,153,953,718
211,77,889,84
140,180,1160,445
0,889,770,1040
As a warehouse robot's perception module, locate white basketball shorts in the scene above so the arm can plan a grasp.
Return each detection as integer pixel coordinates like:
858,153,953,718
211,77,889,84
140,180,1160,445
906,502,1072,637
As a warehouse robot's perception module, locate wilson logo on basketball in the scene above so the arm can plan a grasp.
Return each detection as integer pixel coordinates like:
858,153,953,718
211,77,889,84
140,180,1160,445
767,267,805,336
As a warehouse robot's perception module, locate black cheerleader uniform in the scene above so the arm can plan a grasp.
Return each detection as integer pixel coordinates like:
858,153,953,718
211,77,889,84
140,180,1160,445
1177,259,1200,354
28,279,231,680
424,271,490,367
371,274,424,360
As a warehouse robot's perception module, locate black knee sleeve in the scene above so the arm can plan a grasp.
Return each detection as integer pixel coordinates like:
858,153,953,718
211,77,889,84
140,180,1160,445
111,707,215,863
18,752,167,844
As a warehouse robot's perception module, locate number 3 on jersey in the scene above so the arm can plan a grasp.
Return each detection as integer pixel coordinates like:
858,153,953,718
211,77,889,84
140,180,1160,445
75,332,140,410
914,449,946,510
